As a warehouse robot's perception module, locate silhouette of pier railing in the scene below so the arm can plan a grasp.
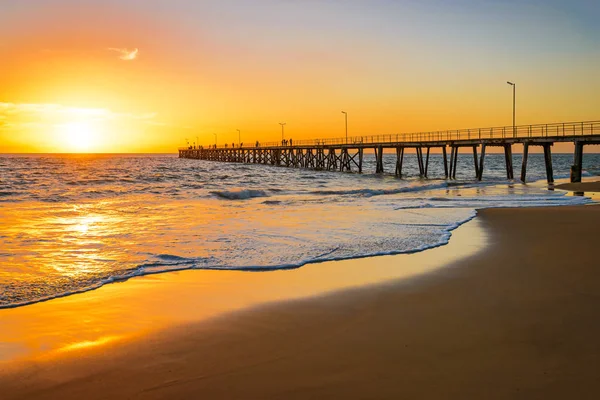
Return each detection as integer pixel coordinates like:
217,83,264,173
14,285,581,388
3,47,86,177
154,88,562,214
179,120,600,184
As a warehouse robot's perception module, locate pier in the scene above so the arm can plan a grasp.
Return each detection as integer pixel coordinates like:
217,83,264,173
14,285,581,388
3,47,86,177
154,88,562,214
179,120,600,183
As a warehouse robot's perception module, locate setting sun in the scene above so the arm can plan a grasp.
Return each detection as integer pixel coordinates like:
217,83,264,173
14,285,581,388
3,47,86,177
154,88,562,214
58,121,99,152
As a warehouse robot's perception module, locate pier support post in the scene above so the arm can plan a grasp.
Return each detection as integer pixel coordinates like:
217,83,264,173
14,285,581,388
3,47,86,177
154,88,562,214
442,146,448,178
327,149,335,170
504,144,514,180
478,144,486,180
341,148,350,172
395,147,404,177
316,148,324,170
521,143,529,182
358,148,364,173
543,143,554,183
451,147,459,179
424,147,430,178
416,147,424,177
571,142,584,183
449,146,455,179
472,145,479,179
375,146,384,173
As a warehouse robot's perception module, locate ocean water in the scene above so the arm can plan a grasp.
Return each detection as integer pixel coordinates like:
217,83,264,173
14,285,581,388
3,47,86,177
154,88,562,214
0,152,598,308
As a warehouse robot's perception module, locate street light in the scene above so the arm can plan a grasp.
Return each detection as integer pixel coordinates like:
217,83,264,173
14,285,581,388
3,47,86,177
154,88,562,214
507,81,516,137
279,122,286,141
237,129,241,146
341,111,348,144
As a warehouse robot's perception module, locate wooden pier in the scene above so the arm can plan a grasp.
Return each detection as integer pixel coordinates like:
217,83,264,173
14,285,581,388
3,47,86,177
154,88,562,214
179,120,600,183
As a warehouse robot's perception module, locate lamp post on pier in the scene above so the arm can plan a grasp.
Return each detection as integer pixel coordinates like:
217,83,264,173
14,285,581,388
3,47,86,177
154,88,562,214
341,111,348,144
507,81,516,137
279,122,286,141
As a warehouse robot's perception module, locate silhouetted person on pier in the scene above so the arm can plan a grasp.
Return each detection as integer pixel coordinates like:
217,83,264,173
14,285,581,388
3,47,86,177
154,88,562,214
290,138,293,146
256,140,259,147
232,142,235,148
240,142,243,148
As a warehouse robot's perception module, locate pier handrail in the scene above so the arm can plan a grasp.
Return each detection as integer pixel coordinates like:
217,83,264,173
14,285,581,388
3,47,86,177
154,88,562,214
179,119,600,150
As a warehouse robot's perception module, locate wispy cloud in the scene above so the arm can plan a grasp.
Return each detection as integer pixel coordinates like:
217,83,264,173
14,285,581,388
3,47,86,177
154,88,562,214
0,103,165,131
107,47,139,61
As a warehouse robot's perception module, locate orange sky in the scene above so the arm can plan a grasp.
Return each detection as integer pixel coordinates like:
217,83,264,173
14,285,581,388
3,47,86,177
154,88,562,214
1,1,599,153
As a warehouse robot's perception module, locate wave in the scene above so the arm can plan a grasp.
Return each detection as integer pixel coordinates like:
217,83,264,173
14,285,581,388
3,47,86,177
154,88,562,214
211,189,270,200
2,153,598,310
0,211,478,309
262,200,282,205
0,191,592,310
309,182,448,197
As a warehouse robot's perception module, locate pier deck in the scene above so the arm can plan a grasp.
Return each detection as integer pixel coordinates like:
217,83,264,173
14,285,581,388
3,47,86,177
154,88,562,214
179,120,600,183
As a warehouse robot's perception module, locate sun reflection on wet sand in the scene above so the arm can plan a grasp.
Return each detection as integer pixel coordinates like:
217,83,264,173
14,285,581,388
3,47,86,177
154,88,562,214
58,336,121,353
0,218,487,363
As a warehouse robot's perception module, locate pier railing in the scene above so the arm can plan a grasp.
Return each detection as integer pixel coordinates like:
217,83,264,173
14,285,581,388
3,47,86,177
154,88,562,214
180,120,600,150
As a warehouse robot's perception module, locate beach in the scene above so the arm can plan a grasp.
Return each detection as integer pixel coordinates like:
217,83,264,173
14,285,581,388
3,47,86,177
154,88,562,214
556,181,600,192
2,1,600,398
1,199,599,399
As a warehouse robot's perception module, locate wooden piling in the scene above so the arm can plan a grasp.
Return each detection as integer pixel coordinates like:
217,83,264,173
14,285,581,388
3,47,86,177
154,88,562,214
375,146,384,173
543,143,554,183
452,147,459,179
572,142,584,183
449,146,455,179
442,146,448,178
341,148,350,172
478,144,486,181
358,148,364,173
424,147,430,178
521,143,529,182
395,147,404,177
472,145,479,179
504,144,514,180
416,147,424,177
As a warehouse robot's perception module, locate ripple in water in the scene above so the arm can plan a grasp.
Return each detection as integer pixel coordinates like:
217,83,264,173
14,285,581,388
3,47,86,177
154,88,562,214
0,153,596,308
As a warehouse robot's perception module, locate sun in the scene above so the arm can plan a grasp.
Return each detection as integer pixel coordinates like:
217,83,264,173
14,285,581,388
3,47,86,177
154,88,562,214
59,121,99,152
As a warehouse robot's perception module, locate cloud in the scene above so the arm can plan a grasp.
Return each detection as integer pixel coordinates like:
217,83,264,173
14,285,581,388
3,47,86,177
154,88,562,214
107,47,139,61
0,102,164,131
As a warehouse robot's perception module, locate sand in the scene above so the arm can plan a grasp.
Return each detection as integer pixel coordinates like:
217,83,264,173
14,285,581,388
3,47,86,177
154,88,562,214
1,205,600,399
556,181,600,192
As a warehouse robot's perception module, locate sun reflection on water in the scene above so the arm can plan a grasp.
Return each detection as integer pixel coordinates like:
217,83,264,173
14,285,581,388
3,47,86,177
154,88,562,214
58,335,121,353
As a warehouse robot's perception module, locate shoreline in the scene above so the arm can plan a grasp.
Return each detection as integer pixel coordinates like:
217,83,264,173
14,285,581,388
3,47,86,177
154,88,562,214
2,175,596,312
0,209,487,364
556,181,600,193
1,204,599,398
0,211,478,312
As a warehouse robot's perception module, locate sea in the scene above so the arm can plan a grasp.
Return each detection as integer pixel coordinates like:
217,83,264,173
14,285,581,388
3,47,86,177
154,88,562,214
1,152,598,309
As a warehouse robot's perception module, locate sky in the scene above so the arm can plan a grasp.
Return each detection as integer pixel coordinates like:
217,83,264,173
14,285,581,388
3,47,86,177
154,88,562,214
0,0,599,153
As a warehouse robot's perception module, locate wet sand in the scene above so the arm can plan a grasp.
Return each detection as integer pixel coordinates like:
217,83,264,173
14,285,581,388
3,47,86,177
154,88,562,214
1,205,600,399
556,181,600,192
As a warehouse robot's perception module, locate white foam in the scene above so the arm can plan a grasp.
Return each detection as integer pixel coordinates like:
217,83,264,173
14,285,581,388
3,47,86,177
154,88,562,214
211,189,269,200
